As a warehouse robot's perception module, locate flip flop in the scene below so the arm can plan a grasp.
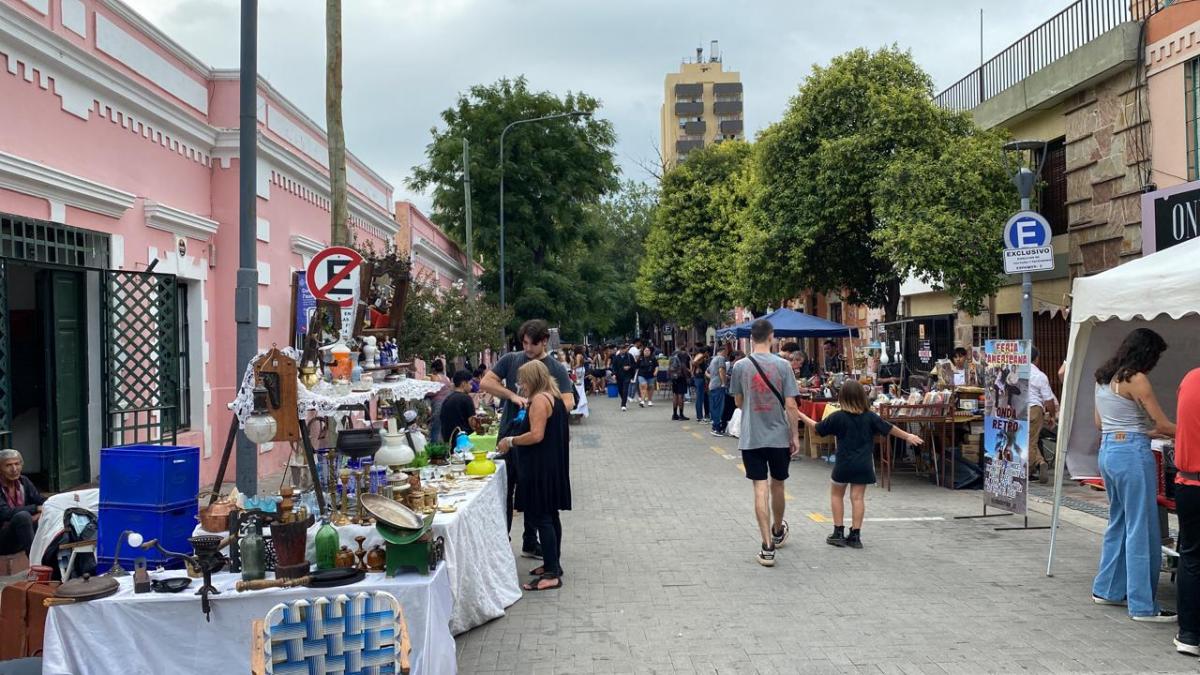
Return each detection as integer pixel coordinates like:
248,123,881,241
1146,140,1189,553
528,566,565,577
522,575,563,592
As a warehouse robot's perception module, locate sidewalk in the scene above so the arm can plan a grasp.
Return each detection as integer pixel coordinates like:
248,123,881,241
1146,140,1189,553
457,398,1189,674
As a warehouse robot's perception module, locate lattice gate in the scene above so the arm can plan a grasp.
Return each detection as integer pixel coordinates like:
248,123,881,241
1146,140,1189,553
102,270,179,447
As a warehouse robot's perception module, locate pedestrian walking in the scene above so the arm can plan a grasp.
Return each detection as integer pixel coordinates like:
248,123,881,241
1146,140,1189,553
479,319,575,559
1174,367,1200,654
708,343,731,436
611,344,636,411
497,360,571,592
1028,346,1059,483
636,346,657,408
798,381,922,549
1090,328,1177,622
669,346,691,421
729,319,800,566
693,348,711,422
425,359,452,445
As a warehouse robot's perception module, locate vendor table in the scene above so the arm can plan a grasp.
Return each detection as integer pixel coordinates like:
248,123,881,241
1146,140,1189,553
41,565,454,675
198,461,520,635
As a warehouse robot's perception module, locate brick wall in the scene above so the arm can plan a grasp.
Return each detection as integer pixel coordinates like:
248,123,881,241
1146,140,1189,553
1064,67,1151,277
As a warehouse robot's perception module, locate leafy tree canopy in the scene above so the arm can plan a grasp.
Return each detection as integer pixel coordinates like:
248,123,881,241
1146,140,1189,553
407,77,619,333
636,141,751,324
741,46,1010,320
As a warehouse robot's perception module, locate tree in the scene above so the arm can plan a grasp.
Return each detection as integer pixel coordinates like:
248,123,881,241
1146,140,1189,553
636,141,750,324
398,276,511,364
325,0,349,246
740,47,1009,321
407,77,619,332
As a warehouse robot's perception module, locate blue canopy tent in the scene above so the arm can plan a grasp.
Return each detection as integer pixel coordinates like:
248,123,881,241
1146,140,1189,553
714,308,859,340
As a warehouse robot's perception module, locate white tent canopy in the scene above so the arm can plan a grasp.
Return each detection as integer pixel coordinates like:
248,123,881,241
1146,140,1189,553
1047,237,1200,575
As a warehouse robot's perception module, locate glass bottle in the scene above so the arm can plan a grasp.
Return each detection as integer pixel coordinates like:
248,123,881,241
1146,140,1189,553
315,518,339,571
240,520,266,582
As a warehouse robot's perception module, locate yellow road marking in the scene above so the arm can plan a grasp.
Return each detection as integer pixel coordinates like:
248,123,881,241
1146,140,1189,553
681,425,691,430
808,512,828,523
690,432,702,440
785,493,795,501
710,446,725,456
737,463,745,472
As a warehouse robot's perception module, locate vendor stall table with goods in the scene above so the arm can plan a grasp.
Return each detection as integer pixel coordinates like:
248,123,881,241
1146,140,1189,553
41,566,454,675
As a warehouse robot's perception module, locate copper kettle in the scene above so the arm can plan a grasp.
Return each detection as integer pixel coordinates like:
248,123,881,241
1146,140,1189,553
198,494,240,533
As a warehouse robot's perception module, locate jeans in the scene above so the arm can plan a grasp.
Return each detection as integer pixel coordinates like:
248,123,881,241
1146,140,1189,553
616,378,632,407
709,387,727,432
0,510,36,556
693,377,709,419
526,510,563,576
1092,432,1161,617
1178,483,1200,640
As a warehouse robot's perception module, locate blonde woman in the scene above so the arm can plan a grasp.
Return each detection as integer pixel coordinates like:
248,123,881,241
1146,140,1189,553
497,360,572,591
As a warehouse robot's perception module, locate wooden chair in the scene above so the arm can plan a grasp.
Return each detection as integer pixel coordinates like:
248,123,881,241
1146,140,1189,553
252,590,411,675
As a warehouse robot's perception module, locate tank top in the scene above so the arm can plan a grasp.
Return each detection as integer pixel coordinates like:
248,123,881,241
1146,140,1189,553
1094,382,1152,434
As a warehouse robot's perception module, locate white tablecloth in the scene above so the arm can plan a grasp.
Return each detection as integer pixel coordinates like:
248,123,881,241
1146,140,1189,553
196,461,521,634
29,488,100,567
42,566,454,675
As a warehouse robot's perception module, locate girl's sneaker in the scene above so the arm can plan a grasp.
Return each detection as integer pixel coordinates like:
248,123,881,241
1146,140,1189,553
756,544,776,567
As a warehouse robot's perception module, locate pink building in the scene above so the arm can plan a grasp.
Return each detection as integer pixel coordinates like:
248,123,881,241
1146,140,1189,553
394,199,482,291
0,0,397,490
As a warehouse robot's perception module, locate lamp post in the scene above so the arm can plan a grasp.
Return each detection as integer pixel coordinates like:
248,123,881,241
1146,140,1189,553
498,111,591,315
235,0,259,496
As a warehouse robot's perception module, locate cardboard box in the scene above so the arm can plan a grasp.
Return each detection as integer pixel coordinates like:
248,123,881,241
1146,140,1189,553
0,551,29,576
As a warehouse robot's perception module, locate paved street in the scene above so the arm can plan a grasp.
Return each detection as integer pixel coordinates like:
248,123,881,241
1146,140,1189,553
457,394,1188,674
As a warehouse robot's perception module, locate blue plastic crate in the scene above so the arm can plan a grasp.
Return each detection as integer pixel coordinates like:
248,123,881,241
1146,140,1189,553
97,500,198,564
99,444,199,507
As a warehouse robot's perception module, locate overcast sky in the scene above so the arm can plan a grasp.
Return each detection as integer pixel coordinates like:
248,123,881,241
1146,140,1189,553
124,0,1063,213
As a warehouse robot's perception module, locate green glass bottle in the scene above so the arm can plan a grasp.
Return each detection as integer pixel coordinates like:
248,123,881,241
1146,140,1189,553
315,518,339,571
240,521,266,582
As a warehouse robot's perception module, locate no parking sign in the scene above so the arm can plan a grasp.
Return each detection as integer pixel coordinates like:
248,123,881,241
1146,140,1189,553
305,246,363,339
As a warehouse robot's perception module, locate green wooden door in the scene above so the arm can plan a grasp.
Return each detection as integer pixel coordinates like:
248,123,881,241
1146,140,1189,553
41,270,87,490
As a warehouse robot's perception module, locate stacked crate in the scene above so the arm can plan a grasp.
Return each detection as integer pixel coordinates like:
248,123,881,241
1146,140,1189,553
96,445,200,571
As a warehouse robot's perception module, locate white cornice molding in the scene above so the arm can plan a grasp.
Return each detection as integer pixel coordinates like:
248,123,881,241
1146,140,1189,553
0,2,218,150
211,69,394,195
413,236,467,279
290,234,325,258
0,150,135,218
144,200,218,239
99,0,212,78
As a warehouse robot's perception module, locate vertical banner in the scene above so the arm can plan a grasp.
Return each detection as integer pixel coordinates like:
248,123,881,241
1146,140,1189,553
982,339,1032,515
294,271,317,348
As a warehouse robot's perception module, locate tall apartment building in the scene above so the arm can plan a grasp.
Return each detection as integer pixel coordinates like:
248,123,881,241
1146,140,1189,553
660,41,743,168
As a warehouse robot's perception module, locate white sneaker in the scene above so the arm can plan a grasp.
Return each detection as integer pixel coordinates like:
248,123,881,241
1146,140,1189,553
1131,611,1177,623
1092,594,1126,606
638,400,645,408
647,400,653,407
1174,636,1200,656
621,406,627,412
756,545,775,567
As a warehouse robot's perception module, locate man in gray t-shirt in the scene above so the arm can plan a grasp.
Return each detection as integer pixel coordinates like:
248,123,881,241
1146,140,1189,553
728,319,800,567
706,347,731,435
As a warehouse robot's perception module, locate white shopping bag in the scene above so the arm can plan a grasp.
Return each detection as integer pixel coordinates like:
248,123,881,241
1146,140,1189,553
727,408,742,438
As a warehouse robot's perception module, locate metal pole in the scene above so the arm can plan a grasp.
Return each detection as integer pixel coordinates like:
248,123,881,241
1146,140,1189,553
235,0,259,496
1019,196,1034,343
462,138,475,300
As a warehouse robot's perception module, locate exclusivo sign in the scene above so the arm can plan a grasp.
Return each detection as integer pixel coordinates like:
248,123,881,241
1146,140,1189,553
1003,246,1054,274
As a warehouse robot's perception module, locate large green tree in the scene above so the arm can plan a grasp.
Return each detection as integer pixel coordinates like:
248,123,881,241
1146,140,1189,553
407,77,619,334
740,47,1009,321
636,141,751,324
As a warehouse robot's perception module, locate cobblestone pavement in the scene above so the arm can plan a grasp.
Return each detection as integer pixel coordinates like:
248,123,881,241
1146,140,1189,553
456,395,1187,674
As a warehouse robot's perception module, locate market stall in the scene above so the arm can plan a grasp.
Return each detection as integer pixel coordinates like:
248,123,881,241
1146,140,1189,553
714,307,859,340
1047,237,1200,574
41,566,455,675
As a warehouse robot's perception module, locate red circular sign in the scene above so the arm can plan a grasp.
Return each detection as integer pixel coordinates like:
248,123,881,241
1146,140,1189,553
305,246,364,308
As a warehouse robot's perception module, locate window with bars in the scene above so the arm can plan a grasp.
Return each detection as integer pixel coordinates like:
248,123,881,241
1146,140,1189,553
176,282,191,430
829,302,843,325
1037,138,1068,236
1189,58,1200,181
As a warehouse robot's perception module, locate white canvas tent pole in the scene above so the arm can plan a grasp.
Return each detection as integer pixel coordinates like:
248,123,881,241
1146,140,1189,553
1047,319,1088,576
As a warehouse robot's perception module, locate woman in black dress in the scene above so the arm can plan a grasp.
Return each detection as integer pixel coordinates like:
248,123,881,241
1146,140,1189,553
497,359,571,591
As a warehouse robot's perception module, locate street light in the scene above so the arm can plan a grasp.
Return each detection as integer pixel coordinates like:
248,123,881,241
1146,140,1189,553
498,111,592,315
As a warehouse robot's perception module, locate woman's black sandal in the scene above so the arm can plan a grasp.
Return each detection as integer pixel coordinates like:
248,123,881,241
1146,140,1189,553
522,575,562,592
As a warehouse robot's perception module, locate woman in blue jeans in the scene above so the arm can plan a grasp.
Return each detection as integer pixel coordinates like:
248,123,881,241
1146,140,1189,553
692,349,710,421
1091,328,1177,622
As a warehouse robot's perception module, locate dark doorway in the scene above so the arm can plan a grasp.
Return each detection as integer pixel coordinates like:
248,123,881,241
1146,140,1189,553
7,264,88,491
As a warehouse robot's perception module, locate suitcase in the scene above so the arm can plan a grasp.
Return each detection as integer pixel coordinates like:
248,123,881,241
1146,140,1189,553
0,580,60,659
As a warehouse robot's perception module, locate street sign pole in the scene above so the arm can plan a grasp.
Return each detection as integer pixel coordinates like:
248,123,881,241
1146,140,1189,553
1020,196,1034,343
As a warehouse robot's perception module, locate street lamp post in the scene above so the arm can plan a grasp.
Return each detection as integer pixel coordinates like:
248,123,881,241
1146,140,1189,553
235,0,259,496
498,111,591,315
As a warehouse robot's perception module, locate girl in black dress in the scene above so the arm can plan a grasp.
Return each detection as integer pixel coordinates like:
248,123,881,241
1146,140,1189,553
798,381,922,549
497,359,571,591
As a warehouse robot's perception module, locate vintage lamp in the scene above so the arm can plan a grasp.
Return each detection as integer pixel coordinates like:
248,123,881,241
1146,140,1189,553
105,531,143,577
243,383,277,444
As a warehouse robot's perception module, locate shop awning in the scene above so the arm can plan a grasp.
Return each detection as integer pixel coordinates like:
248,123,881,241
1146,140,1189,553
715,308,859,340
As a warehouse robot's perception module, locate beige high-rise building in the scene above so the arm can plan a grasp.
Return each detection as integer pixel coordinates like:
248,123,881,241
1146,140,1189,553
660,41,744,169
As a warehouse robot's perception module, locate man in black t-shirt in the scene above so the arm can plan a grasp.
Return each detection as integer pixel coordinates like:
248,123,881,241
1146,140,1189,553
439,370,478,445
479,319,575,558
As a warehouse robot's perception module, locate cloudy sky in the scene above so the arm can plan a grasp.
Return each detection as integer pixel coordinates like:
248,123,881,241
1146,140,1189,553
125,0,1062,212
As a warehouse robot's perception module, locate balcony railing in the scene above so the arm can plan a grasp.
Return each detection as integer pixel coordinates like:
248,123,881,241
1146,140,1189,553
934,0,1165,111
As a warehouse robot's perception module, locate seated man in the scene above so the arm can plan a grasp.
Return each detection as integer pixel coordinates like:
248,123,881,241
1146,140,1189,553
0,448,45,557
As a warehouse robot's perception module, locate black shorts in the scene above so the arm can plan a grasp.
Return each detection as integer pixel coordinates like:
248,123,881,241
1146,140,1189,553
742,447,791,481
672,377,689,394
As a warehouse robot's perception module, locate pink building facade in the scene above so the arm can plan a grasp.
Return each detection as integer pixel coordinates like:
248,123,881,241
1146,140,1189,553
394,200,482,292
0,0,397,490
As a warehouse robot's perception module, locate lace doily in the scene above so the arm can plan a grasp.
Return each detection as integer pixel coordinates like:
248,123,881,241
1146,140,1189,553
227,346,444,424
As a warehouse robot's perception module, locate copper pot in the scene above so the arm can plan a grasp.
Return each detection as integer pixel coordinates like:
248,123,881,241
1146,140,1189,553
197,496,240,533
